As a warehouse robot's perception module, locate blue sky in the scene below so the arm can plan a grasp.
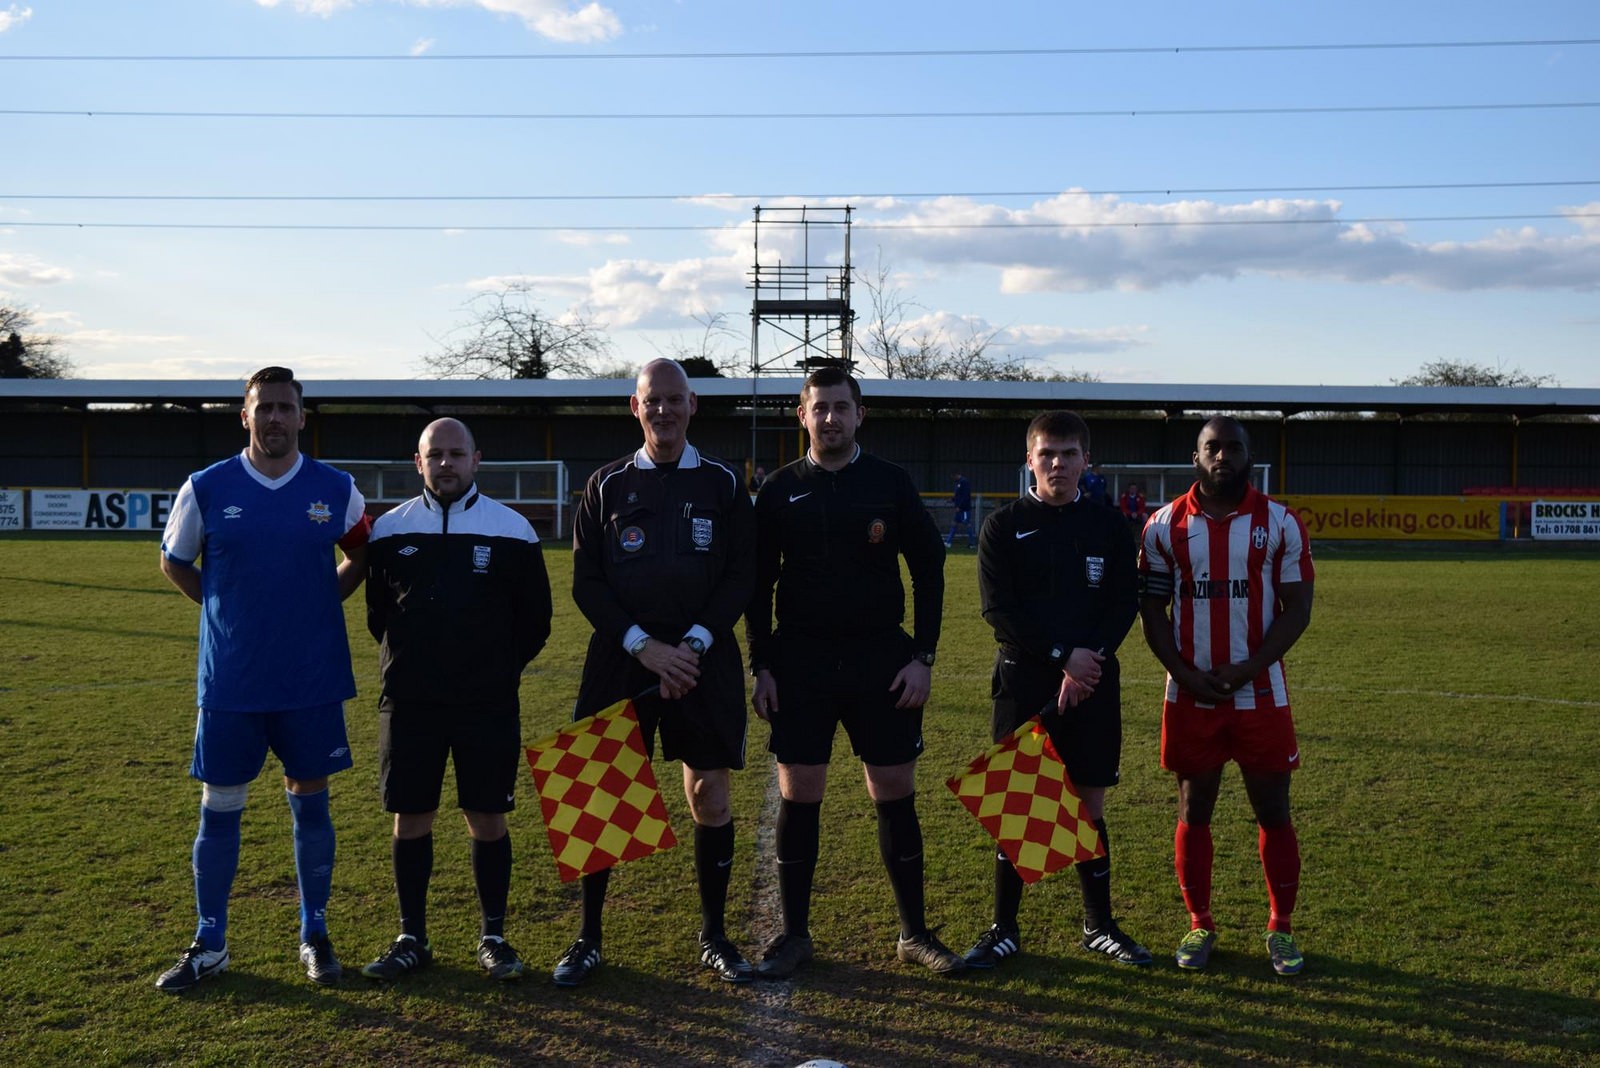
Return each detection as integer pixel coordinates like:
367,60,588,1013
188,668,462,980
2,1,1597,386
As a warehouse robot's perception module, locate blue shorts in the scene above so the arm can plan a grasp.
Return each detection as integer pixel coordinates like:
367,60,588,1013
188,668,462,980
191,702,354,785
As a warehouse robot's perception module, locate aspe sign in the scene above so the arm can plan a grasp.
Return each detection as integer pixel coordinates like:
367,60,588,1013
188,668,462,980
29,489,179,531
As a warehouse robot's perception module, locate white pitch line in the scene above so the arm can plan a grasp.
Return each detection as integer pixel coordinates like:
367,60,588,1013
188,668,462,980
738,763,807,1068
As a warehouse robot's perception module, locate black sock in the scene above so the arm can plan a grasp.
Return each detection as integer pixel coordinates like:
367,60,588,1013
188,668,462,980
393,833,433,941
1076,818,1113,933
470,832,512,940
579,867,610,944
694,821,736,942
776,798,821,938
993,849,1024,932
875,794,926,940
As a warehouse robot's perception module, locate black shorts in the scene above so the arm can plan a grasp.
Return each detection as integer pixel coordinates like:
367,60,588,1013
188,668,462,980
767,631,925,767
575,634,748,771
990,651,1122,788
378,699,522,814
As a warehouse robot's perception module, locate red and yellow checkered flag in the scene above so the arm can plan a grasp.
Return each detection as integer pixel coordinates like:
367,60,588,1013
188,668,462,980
946,716,1104,884
525,699,678,882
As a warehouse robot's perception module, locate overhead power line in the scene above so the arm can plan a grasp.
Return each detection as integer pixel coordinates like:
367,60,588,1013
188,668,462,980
2,180,1597,202
4,102,1596,121
6,212,1595,233
1,38,1595,61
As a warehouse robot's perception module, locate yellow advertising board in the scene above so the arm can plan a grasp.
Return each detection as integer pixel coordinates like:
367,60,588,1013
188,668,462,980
1277,495,1500,541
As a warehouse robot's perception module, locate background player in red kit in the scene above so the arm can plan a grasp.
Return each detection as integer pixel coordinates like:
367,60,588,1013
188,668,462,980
1138,416,1314,976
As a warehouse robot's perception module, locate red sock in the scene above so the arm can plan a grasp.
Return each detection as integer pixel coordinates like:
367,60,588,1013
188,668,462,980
1174,821,1214,931
1259,822,1300,933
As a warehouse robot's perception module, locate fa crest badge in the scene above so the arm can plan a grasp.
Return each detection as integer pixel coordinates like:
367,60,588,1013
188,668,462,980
306,501,332,524
1084,555,1105,586
691,516,713,549
473,545,491,572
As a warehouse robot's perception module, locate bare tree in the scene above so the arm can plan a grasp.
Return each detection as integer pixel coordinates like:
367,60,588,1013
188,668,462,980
0,305,74,378
653,311,744,377
1393,358,1558,388
855,252,916,378
420,282,612,379
853,252,1065,381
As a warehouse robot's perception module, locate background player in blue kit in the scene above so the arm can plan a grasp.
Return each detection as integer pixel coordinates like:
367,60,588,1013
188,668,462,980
947,472,976,548
155,366,370,992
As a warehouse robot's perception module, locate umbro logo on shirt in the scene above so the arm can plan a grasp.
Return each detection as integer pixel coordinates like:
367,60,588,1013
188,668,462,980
398,546,419,556
223,505,243,520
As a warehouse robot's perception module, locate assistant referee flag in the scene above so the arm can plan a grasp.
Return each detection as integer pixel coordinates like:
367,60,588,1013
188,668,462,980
525,699,678,882
946,716,1105,884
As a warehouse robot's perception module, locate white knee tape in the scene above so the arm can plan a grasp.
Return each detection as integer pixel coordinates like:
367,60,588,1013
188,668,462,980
202,782,249,813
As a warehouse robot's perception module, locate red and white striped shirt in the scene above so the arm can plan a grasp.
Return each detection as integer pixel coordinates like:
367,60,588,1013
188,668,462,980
1139,484,1313,710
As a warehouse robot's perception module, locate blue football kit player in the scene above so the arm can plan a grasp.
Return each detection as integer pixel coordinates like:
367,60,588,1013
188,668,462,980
155,366,370,993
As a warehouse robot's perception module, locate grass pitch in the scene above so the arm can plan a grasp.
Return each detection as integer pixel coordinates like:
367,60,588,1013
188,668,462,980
1,535,1597,1066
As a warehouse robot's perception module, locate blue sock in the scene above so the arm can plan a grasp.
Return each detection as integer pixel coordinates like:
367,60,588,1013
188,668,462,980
287,789,335,942
192,805,242,952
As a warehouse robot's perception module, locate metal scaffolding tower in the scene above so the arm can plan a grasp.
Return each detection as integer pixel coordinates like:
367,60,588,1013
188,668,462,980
747,204,854,473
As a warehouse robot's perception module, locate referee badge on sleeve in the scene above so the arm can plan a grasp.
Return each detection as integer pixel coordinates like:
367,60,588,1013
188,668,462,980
1085,556,1105,587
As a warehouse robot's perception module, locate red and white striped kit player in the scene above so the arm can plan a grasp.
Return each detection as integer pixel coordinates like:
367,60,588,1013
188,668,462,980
1139,484,1314,712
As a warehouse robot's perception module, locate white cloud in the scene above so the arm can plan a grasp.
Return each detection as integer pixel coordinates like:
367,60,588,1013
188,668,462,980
0,5,33,33
887,310,1148,361
409,37,435,55
861,192,1600,294
0,252,73,287
58,328,190,349
553,231,630,247
254,0,355,15
255,0,621,41
458,248,748,330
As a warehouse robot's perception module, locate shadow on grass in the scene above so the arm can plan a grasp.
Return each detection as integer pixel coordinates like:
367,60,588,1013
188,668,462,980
0,574,175,596
0,616,192,643
54,941,1600,1067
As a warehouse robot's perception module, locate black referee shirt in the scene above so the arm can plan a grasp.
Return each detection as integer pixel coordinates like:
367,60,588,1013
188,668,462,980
978,488,1138,668
747,446,945,670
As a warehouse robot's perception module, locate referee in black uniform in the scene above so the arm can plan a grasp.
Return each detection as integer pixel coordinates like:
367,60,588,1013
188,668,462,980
746,366,964,978
361,417,553,983
558,358,757,987
963,410,1151,969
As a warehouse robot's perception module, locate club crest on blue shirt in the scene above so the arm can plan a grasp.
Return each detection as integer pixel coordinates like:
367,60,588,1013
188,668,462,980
473,544,491,572
867,518,887,544
620,525,646,552
1085,555,1105,587
691,516,713,550
306,500,332,523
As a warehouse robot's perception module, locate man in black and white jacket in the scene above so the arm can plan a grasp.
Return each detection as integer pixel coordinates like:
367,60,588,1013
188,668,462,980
360,417,552,985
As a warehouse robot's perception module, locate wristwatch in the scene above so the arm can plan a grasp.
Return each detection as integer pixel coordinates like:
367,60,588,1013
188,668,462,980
684,636,707,655
913,650,936,667
628,634,651,657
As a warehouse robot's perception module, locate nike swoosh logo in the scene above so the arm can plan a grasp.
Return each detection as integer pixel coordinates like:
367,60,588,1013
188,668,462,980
1015,530,1039,540
789,492,812,503
716,857,734,868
